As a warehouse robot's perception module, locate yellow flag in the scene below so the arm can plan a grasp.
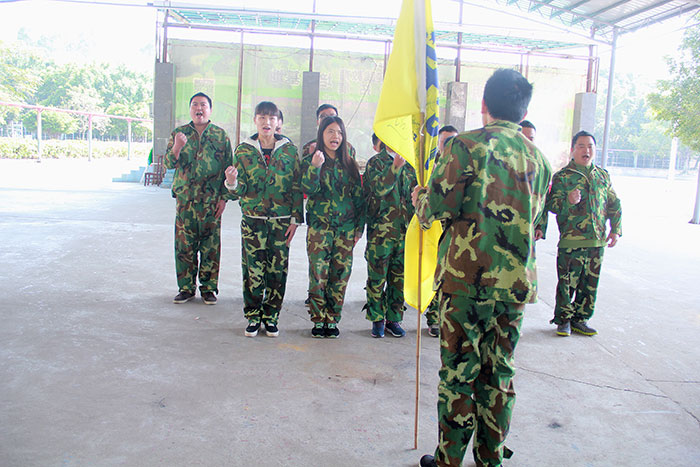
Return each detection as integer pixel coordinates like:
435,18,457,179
373,0,441,312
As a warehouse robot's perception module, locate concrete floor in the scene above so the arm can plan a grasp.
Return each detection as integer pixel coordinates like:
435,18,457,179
1,159,699,467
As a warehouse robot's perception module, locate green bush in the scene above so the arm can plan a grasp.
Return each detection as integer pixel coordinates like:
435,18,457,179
0,137,150,159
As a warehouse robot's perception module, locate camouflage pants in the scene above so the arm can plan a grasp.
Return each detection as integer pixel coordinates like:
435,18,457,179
425,295,440,326
435,291,523,467
552,246,604,324
364,233,405,322
174,198,221,294
240,216,291,325
307,225,355,325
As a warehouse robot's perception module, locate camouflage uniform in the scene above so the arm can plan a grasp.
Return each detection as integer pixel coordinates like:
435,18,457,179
540,160,622,325
228,134,303,325
363,149,417,323
164,122,233,295
301,151,364,325
415,121,551,466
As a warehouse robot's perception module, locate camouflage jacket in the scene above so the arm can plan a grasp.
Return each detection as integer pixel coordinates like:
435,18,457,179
229,134,303,224
415,120,552,304
301,152,364,234
364,149,417,238
163,122,233,202
301,139,356,160
541,160,622,248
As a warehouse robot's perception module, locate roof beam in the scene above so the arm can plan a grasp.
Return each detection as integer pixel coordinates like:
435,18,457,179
549,0,593,19
606,0,677,25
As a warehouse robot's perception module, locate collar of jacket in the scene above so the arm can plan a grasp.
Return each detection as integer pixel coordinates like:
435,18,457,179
187,120,211,135
485,120,522,132
243,133,290,154
563,159,600,178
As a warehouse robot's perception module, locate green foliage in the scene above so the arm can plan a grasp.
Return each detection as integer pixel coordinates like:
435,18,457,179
0,41,152,140
0,137,150,160
648,17,700,153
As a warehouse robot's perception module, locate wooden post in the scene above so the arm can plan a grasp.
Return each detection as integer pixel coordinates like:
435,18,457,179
414,112,426,450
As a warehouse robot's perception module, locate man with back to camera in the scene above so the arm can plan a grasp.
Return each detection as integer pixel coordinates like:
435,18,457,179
164,92,233,306
536,131,621,337
413,69,551,467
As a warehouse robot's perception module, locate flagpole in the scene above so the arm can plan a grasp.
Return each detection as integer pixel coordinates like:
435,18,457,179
414,112,426,450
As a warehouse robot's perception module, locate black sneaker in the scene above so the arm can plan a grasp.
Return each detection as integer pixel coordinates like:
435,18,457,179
419,454,437,467
325,323,340,338
201,291,217,305
264,322,279,337
305,296,311,305
428,324,439,338
244,321,261,337
571,320,597,336
371,320,385,338
311,323,325,338
173,291,195,304
556,321,571,336
386,321,406,337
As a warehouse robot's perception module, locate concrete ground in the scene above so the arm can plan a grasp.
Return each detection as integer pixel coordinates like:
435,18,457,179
1,158,698,467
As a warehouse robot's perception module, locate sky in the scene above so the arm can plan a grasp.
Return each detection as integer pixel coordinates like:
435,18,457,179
0,0,695,86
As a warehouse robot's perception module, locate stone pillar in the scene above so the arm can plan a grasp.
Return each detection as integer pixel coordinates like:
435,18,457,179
445,81,468,131
300,71,320,153
572,92,597,136
154,61,176,158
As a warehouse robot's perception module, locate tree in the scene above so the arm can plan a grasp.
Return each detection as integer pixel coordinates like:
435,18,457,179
648,17,700,153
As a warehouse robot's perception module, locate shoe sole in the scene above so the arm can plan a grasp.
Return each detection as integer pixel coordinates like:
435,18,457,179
265,330,279,337
173,295,195,304
371,332,385,338
556,331,571,337
428,332,439,338
244,327,260,337
387,330,405,338
202,299,217,305
571,328,597,336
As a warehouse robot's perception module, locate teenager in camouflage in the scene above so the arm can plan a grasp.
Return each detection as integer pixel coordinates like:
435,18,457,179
224,101,302,338
363,137,417,338
301,116,364,338
536,131,622,337
164,92,233,306
413,69,552,467
301,104,357,160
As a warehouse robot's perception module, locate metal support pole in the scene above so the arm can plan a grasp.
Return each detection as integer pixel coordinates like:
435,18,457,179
36,109,42,162
668,136,678,181
456,1,463,82
601,28,618,170
162,10,169,63
383,41,390,77
692,161,700,224
88,114,93,162
127,119,132,161
309,0,316,72
236,32,245,147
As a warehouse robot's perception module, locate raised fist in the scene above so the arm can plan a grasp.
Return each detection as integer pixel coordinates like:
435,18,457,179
568,189,582,205
225,165,238,186
311,150,325,168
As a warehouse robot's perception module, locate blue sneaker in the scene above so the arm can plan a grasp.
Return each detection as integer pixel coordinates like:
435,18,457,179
371,320,385,338
385,321,406,338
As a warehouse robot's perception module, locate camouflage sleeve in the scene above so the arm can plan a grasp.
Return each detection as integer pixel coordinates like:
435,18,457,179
163,130,178,169
606,184,622,236
221,136,237,202
353,174,365,236
545,172,567,215
403,164,418,220
230,144,250,199
364,156,399,198
291,147,304,224
415,137,473,229
301,156,321,195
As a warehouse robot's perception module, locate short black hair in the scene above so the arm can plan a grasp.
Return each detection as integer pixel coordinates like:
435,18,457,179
439,125,458,135
255,101,279,117
190,92,212,108
371,133,379,146
278,109,284,123
483,69,532,123
520,120,535,130
316,104,338,119
571,130,596,148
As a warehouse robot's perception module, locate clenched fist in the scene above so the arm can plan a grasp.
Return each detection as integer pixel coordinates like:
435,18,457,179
225,165,238,186
311,150,325,168
568,188,581,204
172,132,187,159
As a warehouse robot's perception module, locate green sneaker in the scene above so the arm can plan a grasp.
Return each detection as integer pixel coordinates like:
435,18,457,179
571,320,597,336
311,323,325,338
325,323,340,339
